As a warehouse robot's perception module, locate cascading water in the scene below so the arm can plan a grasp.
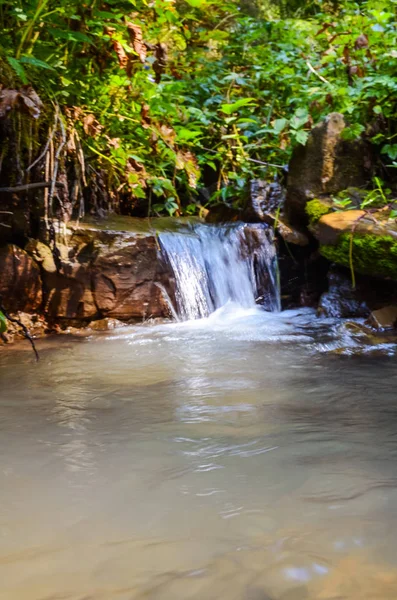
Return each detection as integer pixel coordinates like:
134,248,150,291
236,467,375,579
159,223,280,321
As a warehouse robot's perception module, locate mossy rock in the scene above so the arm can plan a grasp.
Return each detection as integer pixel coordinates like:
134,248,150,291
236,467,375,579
306,199,333,226
320,232,397,280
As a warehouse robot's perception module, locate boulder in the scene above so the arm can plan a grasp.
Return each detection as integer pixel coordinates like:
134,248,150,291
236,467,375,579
92,235,170,319
26,239,97,320
286,113,371,225
318,268,370,318
26,217,174,321
316,213,397,281
0,245,42,312
368,306,397,330
88,318,126,331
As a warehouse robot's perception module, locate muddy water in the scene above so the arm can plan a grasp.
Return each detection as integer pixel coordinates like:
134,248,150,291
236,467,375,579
1,307,397,599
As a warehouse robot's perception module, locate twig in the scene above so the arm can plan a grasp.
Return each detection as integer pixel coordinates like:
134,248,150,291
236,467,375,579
200,146,284,168
306,60,331,85
26,124,56,172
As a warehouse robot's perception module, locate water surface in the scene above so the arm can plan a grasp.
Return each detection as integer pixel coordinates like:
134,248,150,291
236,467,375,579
1,307,397,599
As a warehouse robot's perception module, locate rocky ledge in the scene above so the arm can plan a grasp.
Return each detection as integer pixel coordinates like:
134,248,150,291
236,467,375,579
0,216,180,334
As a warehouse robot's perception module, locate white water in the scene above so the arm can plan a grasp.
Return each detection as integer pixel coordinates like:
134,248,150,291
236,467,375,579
159,223,280,320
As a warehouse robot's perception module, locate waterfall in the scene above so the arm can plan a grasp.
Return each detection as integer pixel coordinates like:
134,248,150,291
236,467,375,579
159,223,280,321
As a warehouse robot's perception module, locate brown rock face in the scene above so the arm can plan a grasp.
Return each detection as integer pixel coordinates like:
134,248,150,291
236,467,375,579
0,245,42,312
316,210,366,245
92,235,170,319
369,306,397,330
26,219,174,321
286,113,371,225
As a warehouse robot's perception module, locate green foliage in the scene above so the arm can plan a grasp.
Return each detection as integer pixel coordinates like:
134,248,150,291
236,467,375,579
1,0,397,216
0,311,7,334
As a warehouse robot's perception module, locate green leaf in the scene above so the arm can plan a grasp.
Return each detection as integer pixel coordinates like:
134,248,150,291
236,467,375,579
0,311,7,334
7,57,28,83
340,123,365,141
294,130,309,145
273,118,288,134
48,28,92,44
20,56,56,71
220,98,257,115
184,0,208,6
381,144,397,160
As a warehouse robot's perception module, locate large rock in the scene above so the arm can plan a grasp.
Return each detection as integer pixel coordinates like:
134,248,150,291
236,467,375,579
0,245,42,312
26,217,174,321
311,209,397,281
26,239,97,319
92,235,170,319
286,113,371,225
318,268,370,318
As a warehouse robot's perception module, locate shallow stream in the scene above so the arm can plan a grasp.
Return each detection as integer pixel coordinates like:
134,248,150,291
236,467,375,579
1,306,397,599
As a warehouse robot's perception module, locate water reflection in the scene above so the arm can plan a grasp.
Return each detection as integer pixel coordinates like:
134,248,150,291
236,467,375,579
0,307,397,598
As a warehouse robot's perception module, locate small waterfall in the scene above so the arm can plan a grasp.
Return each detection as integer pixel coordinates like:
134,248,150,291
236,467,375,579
159,223,280,321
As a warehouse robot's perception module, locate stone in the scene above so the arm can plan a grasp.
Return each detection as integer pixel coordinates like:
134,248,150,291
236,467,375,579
316,210,366,245
26,238,97,320
286,113,371,225
368,306,397,330
88,318,126,331
0,245,42,312
276,220,309,246
244,179,285,223
92,235,171,319
318,268,370,318
26,217,174,321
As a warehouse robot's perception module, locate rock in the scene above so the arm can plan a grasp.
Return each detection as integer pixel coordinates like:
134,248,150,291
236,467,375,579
244,179,285,223
276,220,309,246
368,306,397,330
26,238,97,320
0,312,48,344
318,268,370,318
205,203,242,223
26,217,174,321
316,212,397,281
92,235,171,319
316,210,366,245
88,318,126,331
0,245,42,312
286,113,371,225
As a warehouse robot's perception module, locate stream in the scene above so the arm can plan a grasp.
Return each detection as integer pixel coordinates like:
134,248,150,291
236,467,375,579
1,306,397,599
1,223,397,599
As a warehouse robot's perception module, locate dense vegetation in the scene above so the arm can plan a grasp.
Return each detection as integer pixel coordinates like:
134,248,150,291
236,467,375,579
0,0,396,222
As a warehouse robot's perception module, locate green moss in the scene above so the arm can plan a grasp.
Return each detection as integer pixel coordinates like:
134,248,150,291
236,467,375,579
306,199,332,226
320,232,397,280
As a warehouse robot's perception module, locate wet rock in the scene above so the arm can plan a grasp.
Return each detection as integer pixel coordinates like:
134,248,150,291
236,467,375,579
245,179,285,223
286,113,371,225
368,306,397,330
276,220,309,247
318,268,370,318
205,203,242,223
0,312,48,344
0,245,42,312
88,318,126,331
